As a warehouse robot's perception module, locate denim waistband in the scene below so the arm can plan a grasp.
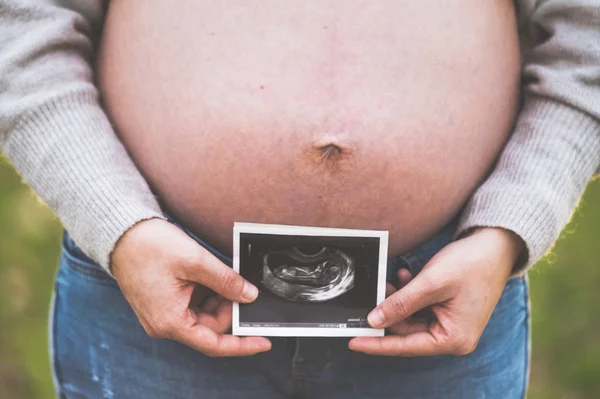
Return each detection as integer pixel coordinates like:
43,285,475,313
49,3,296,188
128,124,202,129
165,214,459,281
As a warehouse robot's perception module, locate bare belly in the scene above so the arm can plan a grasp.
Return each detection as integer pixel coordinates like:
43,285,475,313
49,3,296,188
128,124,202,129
98,0,521,256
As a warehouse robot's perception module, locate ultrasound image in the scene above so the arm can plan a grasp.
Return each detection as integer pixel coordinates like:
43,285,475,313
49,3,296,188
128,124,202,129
238,232,381,328
262,245,355,302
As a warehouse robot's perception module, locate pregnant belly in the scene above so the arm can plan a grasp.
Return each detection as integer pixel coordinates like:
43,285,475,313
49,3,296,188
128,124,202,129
98,0,521,256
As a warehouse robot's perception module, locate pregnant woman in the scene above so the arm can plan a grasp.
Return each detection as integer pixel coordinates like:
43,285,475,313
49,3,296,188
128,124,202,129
1,0,599,398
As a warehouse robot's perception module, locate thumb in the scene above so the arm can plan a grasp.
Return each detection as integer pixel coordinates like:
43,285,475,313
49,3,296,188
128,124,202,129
368,271,444,329
180,247,258,304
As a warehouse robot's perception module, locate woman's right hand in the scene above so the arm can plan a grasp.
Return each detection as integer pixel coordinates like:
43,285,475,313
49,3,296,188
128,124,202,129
110,218,271,357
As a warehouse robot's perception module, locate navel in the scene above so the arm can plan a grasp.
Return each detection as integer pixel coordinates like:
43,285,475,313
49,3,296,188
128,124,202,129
303,140,353,172
318,143,344,162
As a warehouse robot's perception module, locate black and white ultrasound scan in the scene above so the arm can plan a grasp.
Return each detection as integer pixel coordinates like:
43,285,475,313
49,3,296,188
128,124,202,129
232,223,388,337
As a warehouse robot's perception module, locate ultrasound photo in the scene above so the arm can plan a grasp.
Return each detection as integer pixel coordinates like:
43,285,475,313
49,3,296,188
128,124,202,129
232,223,388,337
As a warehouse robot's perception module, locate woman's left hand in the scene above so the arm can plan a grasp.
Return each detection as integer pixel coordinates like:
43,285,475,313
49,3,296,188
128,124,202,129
349,227,524,357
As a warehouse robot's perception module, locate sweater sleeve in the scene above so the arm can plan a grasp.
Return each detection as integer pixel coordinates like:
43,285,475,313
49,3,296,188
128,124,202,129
0,0,165,272
456,0,600,272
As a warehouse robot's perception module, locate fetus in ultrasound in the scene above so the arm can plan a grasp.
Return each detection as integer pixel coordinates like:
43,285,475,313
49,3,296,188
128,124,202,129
262,245,355,302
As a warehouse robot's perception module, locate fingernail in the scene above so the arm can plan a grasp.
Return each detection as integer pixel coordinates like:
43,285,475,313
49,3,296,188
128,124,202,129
368,308,386,328
348,338,360,349
261,340,273,352
242,283,259,302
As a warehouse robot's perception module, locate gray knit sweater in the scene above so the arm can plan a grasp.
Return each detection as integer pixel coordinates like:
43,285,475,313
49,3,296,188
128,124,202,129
1,0,599,274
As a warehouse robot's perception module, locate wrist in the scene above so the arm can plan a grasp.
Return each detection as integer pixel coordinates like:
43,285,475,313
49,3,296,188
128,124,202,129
468,226,526,277
110,217,164,278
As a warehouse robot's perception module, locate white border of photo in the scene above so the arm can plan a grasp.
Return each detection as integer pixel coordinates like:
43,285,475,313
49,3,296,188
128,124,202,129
232,222,389,337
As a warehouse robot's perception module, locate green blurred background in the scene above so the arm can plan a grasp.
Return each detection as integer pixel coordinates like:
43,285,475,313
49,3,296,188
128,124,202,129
1,157,599,399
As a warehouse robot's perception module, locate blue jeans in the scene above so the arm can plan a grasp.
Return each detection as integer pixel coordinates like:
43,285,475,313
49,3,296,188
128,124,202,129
51,218,530,398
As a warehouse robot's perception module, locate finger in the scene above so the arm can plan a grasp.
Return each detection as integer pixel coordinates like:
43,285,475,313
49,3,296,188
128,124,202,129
349,332,444,357
367,273,444,329
386,319,430,336
386,283,396,297
210,301,234,334
214,300,233,327
199,295,223,314
196,300,232,334
397,268,413,288
190,285,210,310
198,302,231,334
174,322,271,357
196,312,225,333
180,248,258,304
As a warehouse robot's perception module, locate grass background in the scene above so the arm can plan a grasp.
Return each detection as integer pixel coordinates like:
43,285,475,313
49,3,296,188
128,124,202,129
1,157,599,399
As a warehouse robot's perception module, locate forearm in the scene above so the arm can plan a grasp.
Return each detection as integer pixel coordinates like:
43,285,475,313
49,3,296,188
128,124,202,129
0,0,165,271
457,0,600,272
457,97,600,272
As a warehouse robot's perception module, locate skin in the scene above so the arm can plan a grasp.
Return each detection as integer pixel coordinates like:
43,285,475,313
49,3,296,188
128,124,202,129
348,228,524,356
102,0,524,357
349,227,525,356
112,218,272,357
98,0,521,255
